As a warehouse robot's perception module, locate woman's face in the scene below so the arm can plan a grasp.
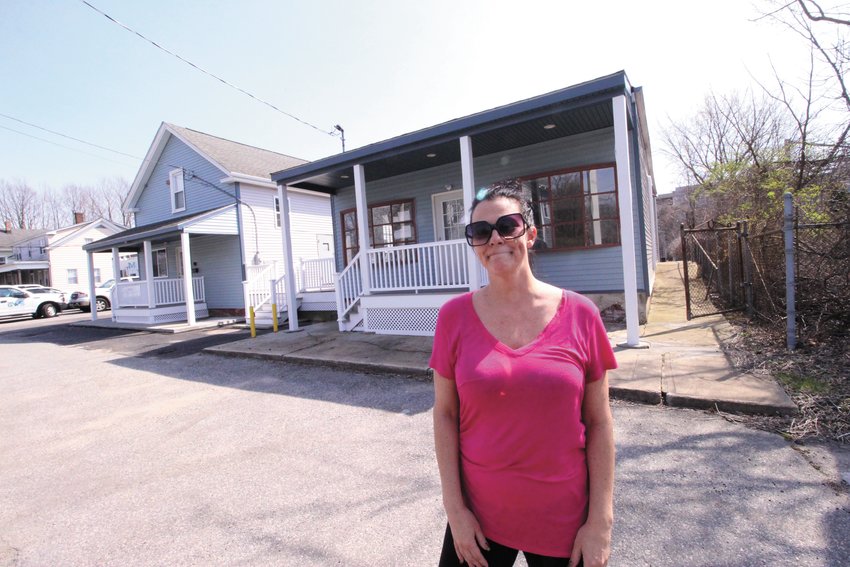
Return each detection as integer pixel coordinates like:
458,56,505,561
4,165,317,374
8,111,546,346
470,196,537,275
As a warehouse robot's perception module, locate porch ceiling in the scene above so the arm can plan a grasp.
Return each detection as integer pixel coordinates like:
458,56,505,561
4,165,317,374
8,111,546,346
276,71,632,194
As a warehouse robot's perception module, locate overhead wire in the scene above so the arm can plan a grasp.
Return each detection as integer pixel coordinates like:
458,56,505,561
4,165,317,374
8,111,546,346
77,0,339,139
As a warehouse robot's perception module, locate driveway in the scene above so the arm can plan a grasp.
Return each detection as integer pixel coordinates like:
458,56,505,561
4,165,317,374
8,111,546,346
1,324,848,566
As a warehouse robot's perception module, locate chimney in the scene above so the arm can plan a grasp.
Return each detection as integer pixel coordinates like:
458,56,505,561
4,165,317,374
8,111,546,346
4,220,11,233
73,211,85,224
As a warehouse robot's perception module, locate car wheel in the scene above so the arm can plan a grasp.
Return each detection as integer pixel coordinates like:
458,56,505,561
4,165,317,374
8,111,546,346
40,303,58,318
95,297,110,311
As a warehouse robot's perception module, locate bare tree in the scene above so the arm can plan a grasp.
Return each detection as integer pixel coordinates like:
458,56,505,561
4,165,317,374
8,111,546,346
92,176,131,226
0,179,40,228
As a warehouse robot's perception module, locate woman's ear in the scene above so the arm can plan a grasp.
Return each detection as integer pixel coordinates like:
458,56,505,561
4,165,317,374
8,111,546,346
526,225,538,247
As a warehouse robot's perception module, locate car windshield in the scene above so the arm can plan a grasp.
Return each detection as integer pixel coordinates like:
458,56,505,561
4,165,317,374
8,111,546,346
99,279,115,289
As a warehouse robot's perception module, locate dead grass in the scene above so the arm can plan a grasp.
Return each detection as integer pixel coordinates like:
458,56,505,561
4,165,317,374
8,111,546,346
719,315,850,444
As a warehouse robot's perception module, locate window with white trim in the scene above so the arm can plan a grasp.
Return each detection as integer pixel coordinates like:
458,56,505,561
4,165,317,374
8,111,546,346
94,268,101,284
169,169,186,213
274,196,281,228
67,269,78,285
152,249,168,278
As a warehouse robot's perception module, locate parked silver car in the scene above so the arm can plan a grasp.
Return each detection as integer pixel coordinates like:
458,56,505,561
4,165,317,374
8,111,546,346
68,279,124,312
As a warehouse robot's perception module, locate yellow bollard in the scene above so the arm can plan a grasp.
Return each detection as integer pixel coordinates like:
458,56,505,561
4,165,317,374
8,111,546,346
272,303,279,332
249,306,256,338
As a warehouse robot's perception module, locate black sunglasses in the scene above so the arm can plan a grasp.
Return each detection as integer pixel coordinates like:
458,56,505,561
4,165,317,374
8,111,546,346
465,213,528,246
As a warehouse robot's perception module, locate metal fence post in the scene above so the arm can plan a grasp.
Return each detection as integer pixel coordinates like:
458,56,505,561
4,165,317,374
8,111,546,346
740,221,754,317
681,223,692,320
784,193,797,350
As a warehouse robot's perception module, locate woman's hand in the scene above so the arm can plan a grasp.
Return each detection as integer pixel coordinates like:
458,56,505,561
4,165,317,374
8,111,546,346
568,519,611,567
447,507,490,567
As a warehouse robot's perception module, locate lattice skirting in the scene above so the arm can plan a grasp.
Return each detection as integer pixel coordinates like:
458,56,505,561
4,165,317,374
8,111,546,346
365,307,440,336
152,307,209,323
300,301,336,311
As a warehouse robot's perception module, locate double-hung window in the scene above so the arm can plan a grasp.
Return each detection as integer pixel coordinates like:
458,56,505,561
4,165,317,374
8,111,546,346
522,164,619,250
341,199,416,265
169,169,186,213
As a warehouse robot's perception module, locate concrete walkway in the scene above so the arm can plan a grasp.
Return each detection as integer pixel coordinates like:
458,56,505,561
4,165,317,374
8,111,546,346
205,262,796,416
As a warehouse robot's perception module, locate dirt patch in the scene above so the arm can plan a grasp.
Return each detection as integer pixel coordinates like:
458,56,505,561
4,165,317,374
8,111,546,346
717,314,850,445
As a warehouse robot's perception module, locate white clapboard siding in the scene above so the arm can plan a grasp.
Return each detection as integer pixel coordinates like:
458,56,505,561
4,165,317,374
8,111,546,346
48,225,121,291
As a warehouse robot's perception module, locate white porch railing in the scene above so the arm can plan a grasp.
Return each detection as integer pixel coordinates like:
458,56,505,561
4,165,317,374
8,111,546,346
244,263,278,310
335,252,362,320
115,277,205,307
300,257,335,291
367,239,469,292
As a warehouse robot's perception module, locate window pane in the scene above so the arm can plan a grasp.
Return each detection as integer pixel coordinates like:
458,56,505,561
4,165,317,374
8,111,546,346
174,191,185,210
586,167,616,194
554,223,584,248
394,223,414,241
551,173,581,197
371,205,391,225
392,202,413,222
343,212,357,230
553,197,582,223
373,225,392,247
344,232,358,248
600,219,620,244
585,193,618,219
538,226,554,248
524,177,551,201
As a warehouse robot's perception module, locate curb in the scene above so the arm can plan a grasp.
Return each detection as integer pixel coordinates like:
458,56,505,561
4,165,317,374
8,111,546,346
665,392,798,416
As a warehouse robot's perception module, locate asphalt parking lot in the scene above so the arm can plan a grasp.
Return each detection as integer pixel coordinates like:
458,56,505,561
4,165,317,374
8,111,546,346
1,315,848,566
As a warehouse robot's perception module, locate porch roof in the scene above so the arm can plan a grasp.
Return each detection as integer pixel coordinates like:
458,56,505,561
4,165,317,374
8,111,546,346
83,205,237,253
271,71,635,194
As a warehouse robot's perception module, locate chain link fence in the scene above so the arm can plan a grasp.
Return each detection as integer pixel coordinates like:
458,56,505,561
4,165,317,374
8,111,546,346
681,193,850,348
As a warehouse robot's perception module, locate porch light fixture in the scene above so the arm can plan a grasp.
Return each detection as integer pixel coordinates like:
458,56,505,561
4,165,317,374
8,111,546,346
543,123,556,130
426,153,437,158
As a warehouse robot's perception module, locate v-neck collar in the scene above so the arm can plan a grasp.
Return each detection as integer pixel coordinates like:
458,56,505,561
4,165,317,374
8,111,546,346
467,290,566,356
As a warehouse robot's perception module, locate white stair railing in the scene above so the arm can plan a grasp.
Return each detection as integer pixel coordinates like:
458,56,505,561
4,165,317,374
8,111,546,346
335,252,362,321
300,257,336,292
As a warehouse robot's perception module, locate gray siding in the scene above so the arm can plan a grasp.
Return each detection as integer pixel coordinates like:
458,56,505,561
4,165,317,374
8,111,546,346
135,136,237,226
331,127,651,293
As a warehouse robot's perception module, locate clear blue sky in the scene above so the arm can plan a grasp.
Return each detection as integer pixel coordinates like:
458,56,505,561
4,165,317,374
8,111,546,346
0,0,815,195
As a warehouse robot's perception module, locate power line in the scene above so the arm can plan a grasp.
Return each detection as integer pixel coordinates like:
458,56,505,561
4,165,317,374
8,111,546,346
0,123,139,167
0,112,142,160
78,0,339,139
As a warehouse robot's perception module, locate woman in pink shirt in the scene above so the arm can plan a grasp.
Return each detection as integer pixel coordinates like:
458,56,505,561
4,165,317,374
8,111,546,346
431,184,617,567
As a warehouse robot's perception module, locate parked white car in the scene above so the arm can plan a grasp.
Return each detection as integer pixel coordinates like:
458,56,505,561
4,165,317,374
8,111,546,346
0,285,64,319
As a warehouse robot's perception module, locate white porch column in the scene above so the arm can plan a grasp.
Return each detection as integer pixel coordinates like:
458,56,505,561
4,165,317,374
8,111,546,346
353,164,371,295
613,95,643,347
460,135,481,290
181,232,196,326
111,247,121,320
278,184,300,331
86,251,97,321
143,240,155,308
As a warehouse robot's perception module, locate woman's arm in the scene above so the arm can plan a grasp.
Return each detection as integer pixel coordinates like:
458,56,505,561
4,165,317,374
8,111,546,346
569,372,615,567
433,371,490,567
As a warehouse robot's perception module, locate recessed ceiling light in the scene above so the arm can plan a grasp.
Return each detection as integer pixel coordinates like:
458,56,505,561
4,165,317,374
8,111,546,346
543,124,556,130
340,174,350,179
426,153,437,158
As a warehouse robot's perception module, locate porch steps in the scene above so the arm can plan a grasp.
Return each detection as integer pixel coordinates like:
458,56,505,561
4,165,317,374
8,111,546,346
252,299,301,329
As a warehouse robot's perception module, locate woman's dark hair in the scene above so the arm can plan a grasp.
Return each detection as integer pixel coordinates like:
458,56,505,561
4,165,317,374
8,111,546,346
470,179,535,227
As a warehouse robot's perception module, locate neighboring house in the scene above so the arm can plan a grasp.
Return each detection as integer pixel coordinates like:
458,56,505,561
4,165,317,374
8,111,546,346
83,122,334,326
0,222,48,286
270,71,659,344
0,218,124,291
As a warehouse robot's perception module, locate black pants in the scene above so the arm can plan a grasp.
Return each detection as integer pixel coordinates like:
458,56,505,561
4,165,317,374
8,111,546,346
438,524,578,567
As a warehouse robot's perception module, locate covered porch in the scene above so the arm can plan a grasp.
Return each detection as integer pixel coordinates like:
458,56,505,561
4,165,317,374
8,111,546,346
271,71,656,343
82,205,239,326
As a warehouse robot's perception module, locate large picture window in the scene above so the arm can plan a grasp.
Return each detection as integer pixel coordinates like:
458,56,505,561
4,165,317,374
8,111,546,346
522,164,619,250
341,199,417,265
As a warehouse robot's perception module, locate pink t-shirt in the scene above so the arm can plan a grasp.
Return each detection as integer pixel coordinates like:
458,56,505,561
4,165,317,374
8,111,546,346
430,290,617,557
